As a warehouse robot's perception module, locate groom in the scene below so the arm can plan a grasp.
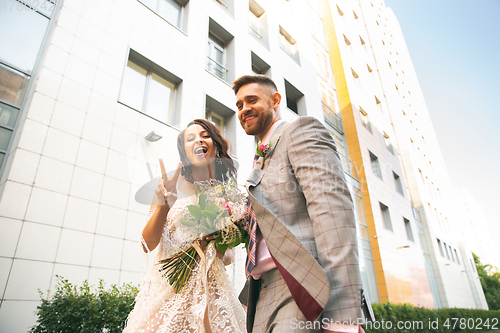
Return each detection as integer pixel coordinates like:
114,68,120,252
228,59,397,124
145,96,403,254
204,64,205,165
233,75,373,333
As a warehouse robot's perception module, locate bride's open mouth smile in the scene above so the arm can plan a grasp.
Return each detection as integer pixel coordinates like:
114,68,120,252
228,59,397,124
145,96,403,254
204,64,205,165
194,146,208,158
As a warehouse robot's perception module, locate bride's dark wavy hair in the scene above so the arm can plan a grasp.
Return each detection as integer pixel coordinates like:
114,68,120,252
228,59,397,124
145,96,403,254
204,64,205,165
177,119,237,183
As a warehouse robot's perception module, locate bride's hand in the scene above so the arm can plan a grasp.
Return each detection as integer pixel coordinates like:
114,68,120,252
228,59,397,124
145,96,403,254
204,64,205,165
154,159,181,208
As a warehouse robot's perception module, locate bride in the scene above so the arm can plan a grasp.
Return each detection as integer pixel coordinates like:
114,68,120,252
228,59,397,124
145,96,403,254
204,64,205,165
123,119,246,333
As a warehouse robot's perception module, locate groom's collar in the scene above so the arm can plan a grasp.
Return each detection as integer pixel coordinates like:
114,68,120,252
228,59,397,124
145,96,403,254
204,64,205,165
260,119,286,145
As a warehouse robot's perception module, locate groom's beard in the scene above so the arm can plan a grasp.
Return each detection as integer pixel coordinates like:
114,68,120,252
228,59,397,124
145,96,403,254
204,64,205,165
241,108,274,138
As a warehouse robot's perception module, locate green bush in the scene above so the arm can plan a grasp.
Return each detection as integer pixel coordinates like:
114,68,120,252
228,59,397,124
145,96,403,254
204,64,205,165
364,302,500,333
30,276,138,333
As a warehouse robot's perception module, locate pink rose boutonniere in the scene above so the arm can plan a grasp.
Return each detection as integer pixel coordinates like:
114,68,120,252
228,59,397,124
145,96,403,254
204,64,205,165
256,143,270,157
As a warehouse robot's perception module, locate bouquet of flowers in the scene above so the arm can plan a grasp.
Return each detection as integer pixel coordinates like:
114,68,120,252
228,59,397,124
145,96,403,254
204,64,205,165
158,179,249,293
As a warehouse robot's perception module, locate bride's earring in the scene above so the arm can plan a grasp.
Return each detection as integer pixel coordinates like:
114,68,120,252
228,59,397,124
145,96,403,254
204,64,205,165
216,151,222,165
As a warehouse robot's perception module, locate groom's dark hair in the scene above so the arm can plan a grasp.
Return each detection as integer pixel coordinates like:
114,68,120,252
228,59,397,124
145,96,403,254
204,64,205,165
232,74,278,95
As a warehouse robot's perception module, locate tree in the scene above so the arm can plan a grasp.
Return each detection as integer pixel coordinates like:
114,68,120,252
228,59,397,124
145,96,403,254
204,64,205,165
474,253,500,310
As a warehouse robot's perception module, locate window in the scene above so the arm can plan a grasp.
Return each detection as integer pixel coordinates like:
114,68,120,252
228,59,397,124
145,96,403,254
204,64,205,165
0,5,50,73
329,130,348,172
443,242,450,260
353,10,358,19
284,79,304,115
470,258,476,273
139,0,188,30
454,249,460,265
359,108,372,134
366,64,372,72
119,50,181,125
437,239,444,257
0,64,29,107
353,188,369,239
393,172,404,196
207,18,234,82
380,202,392,231
404,218,414,242
214,0,234,14
0,101,20,167
344,34,351,46
206,109,225,135
279,26,299,64
336,5,344,16
321,88,343,133
384,133,394,154
369,151,382,179
251,51,270,75
0,3,52,173
249,0,267,43
360,36,365,45
351,68,359,78
316,51,331,82
375,96,383,114
205,95,236,155
207,32,226,80
449,246,455,262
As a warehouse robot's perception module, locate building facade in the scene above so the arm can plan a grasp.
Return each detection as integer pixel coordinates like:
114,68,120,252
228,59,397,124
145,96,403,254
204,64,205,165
320,0,487,309
0,0,488,331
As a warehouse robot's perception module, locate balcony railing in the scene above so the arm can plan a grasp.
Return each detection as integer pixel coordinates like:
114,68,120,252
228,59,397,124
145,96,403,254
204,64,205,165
214,0,227,9
338,152,358,181
322,102,344,134
249,25,262,39
206,57,227,81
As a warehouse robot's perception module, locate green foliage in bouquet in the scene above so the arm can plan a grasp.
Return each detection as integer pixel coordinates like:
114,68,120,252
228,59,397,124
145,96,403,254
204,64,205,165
30,276,138,333
158,179,249,293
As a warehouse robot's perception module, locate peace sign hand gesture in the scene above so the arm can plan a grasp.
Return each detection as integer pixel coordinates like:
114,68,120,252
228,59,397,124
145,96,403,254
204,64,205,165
154,159,181,208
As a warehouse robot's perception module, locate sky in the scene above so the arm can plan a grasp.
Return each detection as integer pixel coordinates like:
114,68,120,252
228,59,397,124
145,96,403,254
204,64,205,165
383,0,500,265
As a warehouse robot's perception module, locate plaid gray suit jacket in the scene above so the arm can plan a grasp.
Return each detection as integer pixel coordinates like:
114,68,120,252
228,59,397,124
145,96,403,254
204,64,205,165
247,116,368,324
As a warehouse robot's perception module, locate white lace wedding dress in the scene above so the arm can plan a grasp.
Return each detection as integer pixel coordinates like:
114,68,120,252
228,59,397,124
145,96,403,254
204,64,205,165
123,190,246,333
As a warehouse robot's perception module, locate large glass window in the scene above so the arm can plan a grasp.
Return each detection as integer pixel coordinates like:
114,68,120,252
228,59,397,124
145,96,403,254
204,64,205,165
0,64,29,106
119,58,176,125
139,0,187,30
0,1,53,174
0,4,50,73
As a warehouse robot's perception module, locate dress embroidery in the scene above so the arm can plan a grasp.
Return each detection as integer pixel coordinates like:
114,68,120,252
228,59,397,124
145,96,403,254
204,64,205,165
123,190,246,333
